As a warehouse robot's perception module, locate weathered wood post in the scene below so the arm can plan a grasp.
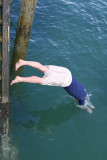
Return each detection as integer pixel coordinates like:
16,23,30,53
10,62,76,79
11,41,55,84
2,0,10,103
11,0,37,68
0,104,18,160
0,104,10,159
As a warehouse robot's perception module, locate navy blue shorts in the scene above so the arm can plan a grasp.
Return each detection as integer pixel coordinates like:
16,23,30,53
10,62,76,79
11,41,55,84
64,76,87,105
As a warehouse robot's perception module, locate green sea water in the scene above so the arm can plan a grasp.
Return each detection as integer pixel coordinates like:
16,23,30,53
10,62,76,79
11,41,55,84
9,0,107,160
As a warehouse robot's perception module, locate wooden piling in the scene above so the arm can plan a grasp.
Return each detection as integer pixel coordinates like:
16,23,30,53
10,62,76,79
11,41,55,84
0,103,18,160
2,0,10,103
11,0,37,68
0,103,10,160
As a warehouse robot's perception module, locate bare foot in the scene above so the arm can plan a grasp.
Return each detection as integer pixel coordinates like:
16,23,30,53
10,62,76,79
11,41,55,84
10,76,21,85
15,59,25,71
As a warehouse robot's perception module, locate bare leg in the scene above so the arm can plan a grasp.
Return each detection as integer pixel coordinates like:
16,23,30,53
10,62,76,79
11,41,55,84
15,59,48,73
10,76,45,85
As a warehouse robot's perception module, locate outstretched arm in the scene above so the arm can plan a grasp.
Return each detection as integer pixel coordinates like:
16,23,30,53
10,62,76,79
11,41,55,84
77,105,93,114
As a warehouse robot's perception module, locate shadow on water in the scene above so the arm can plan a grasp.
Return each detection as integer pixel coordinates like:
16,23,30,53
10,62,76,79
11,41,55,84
22,101,79,133
0,103,18,160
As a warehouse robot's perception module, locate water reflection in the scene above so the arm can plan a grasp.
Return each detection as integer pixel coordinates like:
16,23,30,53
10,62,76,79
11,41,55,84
22,102,79,133
0,103,18,160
